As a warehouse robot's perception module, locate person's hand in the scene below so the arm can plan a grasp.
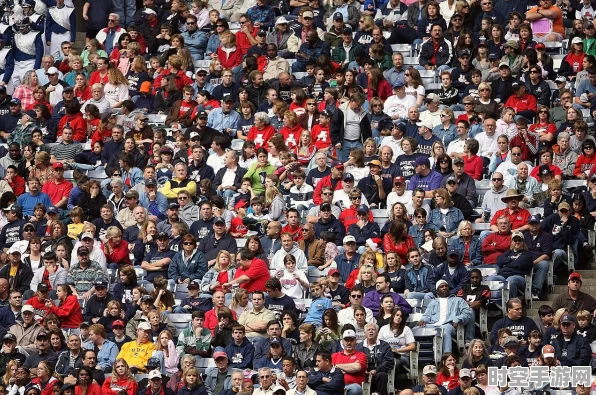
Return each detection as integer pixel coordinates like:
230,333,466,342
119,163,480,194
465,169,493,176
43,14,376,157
356,219,365,228
211,281,221,290
417,320,426,327
120,310,125,319
183,278,190,284
82,14,88,20
322,377,331,383
373,174,381,184
335,143,342,150
452,322,458,328
83,290,93,299
128,243,134,252
158,289,165,297
148,191,156,201
46,41,51,47
218,320,226,330
45,299,53,308
103,309,108,317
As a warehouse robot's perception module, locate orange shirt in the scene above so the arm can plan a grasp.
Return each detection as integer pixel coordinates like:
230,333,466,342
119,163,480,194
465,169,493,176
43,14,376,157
528,5,565,36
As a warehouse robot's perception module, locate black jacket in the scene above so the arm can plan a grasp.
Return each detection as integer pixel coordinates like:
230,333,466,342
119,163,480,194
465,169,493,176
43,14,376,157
0,350,26,376
552,332,591,367
330,105,372,146
308,367,345,395
0,262,33,295
419,38,452,67
355,339,395,373
212,166,248,191
101,138,124,165
139,22,161,54
84,293,117,322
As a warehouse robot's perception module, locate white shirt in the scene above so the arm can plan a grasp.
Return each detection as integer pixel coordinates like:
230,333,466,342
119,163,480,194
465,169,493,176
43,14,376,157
207,152,226,174
338,305,376,327
221,167,237,187
378,324,415,348
380,136,404,162
333,189,369,209
386,190,413,215
419,108,442,128
384,94,416,120
476,132,499,158
496,161,534,184
446,138,467,156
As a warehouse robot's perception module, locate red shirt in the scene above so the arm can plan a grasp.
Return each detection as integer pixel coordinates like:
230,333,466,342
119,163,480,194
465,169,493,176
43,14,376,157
331,350,368,385
247,125,276,149
47,294,83,328
281,223,303,242
230,217,248,237
42,178,73,206
279,124,304,150
481,231,512,264
490,208,531,231
463,154,483,180
236,27,259,56
234,258,271,293
7,175,25,197
311,124,331,151
89,70,109,86
530,164,563,181
205,308,238,333
58,112,87,142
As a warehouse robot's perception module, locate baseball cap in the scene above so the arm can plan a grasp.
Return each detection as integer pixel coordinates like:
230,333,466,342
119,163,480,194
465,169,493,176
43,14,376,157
539,164,552,175
331,160,344,170
3,204,21,215
569,272,582,282
446,175,458,184
47,206,59,214
213,346,228,359
270,337,282,346
94,280,108,288
342,329,356,339
535,42,546,50
145,178,158,187
143,8,157,15
341,27,353,35
138,322,152,331
542,344,555,358
9,98,20,105
328,269,340,277
367,159,382,168
478,40,488,47
529,214,541,224
392,81,405,89
157,232,169,239
213,216,225,225
320,203,332,211
425,93,440,103
511,231,524,240
257,29,267,36
272,386,286,394
168,202,180,210
503,336,519,347
77,246,89,256
414,156,430,167
2,333,16,342
235,200,247,210
80,232,94,240
148,370,162,380
333,11,343,20
23,222,35,231
343,173,355,182
560,314,577,324
222,93,234,102
45,66,59,75
37,283,49,292
416,119,433,130
504,40,518,49
125,190,139,199
357,204,369,214
302,10,314,18
343,235,356,244
488,53,499,60
555,75,567,83
141,295,154,303
140,81,152,93
394,176,405,184
188,279,201,288
0,86,6,92
321,109,333,118
459,369,472,378
447,248,460,257
196,69,207,76
112,320,125,328
134,113,149,121
276,16,289,24
63,86,74,93
423,365,437,375
196,110,208,119
37,331,49,338
52,162,64,170
511,81,521,90
559,202,571,211
498,61,510,69
79,321,91,329
458,49,471,58
21,305,34,314
572,36,583,44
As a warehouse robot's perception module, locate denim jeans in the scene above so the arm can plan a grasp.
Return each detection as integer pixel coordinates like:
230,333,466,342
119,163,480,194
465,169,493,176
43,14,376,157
112,0,136,27
465,319,475,342
337,140,363,163
553,248,568,271
487,274,526,298
345,384,363,395
406,291,435,304
532,260,550,293
428,323,456,353
292,61,307,72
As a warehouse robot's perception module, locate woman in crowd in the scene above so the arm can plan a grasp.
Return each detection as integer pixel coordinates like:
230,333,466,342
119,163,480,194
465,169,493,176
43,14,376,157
383,221,415,263
45,284,84,332
104,68,130,109
200,249,234,296
13,71,41,110
404,68,425,108
437,352,460,390
206,19,229,59
64,56,89,87
366,68,392,102
41,221,73,255
49,329,67,354
449,221,482,267
113,265,138,312
496,107,517,140
26,87,52,113
265,185,286,223
315,308,342,349
245,147,276,195
236,101,255,140
102,359,138,395
77,180,107,221
378,307,415,373
153,75,182,114
24,235,43,270
103,226,131,268
428,189,465,240
126,56,151,99
177,368,206,395
31,361,60,395
376,294,396,328
73,74,92,103
82,83,111,115
462,339,491,371
345,148,369,184
152,330,179,375
229,288,252,318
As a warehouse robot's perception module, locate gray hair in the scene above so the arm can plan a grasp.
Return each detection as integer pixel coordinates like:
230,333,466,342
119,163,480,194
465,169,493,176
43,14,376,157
109,13,120,20
254,112,270,124
364,322,378,331
181,355,196,365
110,177,123,187
258,367,272,375
558,132,571,141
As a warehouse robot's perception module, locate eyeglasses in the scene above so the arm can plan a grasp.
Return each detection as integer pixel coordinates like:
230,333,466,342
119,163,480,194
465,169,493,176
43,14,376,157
322,192,333,196
513,238,523,242
239,21,246,24
440,114,449,118
404,73,410,76
373,104,382,107
186,21,196,25
183,242,194,246
307,103,316,106
492,178,503,181
350,294,362,298
539,110,549,113
416,215,425,218
479,88,490,92
586,146,595,150
113,173,121,176
260,375,270,379
464,103,473,106
439,159,449,163
23,229,34,232
452,18,462,21
216,24,224,27
301,228,310,232
178,196,188,200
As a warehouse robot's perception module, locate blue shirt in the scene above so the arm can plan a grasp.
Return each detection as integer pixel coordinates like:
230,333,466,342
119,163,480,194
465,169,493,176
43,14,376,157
304,296,333,325
17,192,53,216
408,170,443,192
105,29,116,55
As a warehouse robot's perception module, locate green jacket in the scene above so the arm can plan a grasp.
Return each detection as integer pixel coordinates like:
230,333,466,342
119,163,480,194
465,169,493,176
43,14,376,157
373,53,393,72
176,326,212,357
331,43,362,64
244,161,277,195
585,37,596,57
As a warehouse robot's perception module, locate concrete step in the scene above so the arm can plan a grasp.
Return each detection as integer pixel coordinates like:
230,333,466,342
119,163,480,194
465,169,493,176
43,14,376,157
573,270,596,279
553,285,596,293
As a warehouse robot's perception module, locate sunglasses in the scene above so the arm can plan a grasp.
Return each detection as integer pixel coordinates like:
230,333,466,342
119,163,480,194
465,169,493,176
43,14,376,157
351,294,362,298
350,196,361,200
511,153,522,156
492,178,503,181
183,242,194,246
530,70,539,74
322,192,333,196
108,19,117,22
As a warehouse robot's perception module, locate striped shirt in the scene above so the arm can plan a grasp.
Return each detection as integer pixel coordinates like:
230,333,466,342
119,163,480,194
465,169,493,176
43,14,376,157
50,142,83,161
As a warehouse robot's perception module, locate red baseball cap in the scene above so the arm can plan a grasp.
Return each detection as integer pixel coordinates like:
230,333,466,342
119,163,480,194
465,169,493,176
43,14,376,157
112,320,125,328
235,200,247,210
328,269,340,277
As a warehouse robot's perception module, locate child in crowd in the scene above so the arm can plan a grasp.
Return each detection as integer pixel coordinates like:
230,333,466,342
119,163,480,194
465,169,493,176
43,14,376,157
289,168,314,212
518,329,543,367
175,280,208,314
303,281,333,326
67,207,84,240
169,222,187,253
279,255,309,299
576,309,596,342
322,231,340,270
243,197,267,235
230,200,249,238
311,110,332,152
537,305,555,334
107,319,131,350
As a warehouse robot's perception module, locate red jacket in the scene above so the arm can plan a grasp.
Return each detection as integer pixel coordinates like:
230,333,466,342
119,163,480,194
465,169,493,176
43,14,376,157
47,295,83,328
217,46,243,69
504,93,538,114
574,154,596,177
102,240,132,267
58,112,87,142
481,231,512,264
367,79,392,102
383,234,415,263
463,154,483,180
153,69,193,92
102,376,138,395
279,124,304,150
313,175,343,205
204,308,238,334
510,132,539,163
7,175,25,196
32,377,60,395
339,206,374,231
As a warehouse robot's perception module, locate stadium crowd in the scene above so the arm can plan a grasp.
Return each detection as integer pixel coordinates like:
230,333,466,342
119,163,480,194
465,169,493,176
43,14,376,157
0,0,596,394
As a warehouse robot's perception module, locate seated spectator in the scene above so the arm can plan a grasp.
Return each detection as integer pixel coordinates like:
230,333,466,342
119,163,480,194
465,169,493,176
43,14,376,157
68,246,109,298
117,322,155,373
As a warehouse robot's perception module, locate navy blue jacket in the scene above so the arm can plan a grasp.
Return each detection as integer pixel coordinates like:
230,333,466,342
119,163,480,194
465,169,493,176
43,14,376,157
419,38,452,67
355,339,394,373
347,221,381,247
552,332,591,367
541,213,581,250
496,250,534,278
314,215,345,245
523,229,553,262
405,264,435,293
432,262,470,296
308,367,345,395
334,252,362,283
225,337,255,369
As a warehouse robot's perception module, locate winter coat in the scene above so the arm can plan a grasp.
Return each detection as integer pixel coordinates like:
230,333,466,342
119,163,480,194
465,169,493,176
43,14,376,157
432,262,470,296
405,264,435,293
422,295,474,325
496,249,534,278
47,295,83,329
419,38,452,68
168,249,208,284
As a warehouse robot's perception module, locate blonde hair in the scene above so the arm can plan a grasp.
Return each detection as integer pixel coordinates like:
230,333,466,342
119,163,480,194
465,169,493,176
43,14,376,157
108,68,128,85
357,265,377,285
213,250,233,271
111,358,134,383
265,186,282,208
106,226,122,240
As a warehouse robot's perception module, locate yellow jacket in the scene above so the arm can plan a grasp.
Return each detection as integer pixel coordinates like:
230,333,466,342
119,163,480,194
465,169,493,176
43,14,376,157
117,340,156,370
160,178,198,199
